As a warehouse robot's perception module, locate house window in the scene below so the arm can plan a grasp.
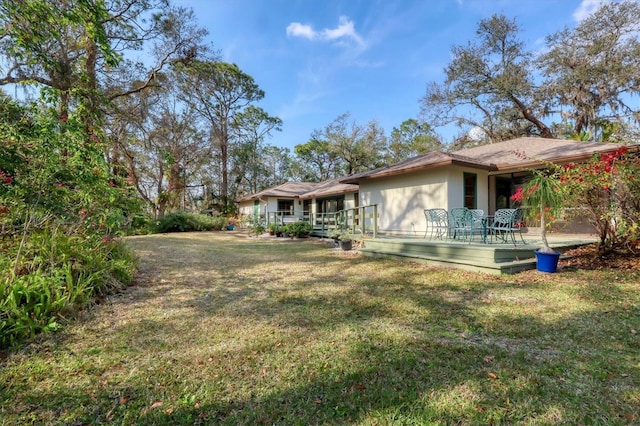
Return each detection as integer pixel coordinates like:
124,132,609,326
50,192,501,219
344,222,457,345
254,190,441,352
316,197,344,214
463,173,477,209
277,199,294,215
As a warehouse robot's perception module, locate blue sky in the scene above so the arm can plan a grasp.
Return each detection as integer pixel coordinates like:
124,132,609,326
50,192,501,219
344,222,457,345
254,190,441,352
177,0,603,151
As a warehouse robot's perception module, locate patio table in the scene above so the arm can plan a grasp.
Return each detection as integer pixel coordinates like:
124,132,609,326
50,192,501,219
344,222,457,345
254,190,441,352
479,215,493,243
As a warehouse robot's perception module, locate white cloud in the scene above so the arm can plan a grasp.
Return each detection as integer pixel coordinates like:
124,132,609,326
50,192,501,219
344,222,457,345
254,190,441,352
286,22,316,40
286,16,366,48
322,16,365,46
572,0,608,22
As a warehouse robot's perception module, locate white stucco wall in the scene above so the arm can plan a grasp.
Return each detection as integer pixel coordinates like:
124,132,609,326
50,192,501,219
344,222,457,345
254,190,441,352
238,197,305,219
446,166,490,212
344,192,357,210
238,200,259,216
358,168,449,236
358,166,490,235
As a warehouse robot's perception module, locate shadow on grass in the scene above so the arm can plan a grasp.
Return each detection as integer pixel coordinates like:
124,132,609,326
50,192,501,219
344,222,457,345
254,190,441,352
2,232,639,424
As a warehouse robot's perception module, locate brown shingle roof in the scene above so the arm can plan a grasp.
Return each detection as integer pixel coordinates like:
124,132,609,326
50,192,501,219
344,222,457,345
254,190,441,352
236,182,319,202
456,137,635,171
341,137,639,183
340,151,493,183
299,178,358,199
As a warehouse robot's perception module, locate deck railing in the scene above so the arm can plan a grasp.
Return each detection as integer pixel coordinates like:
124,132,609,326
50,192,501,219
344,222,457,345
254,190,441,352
264,205,378,238
337,204,378,239
309,211,339,233
265,211,309,226
308,205,378,238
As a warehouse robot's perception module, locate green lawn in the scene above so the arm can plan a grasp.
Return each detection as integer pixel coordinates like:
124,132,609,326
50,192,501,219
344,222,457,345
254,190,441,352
1,232,639,425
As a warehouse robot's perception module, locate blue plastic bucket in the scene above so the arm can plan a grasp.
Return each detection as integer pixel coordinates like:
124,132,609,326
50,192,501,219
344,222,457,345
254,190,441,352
535,249,561,273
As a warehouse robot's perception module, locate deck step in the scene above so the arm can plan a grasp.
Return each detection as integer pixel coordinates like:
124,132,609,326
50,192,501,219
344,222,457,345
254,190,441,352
359,248,537,275
357,236,594,275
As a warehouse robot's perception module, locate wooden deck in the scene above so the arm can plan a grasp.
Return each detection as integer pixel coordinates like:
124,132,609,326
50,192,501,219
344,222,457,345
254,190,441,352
355,233,597,275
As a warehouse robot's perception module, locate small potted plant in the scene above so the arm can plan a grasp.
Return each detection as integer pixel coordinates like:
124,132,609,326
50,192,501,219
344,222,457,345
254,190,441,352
329,228,353,251
226,216,238,231
511,168,565,272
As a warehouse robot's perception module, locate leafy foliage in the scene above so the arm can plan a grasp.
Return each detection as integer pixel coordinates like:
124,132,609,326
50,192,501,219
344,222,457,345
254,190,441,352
512,169,565,253
0,0,210,120
285,221,313,238
539,0,640,141
293,112,389,180
559,147,640,253
0,99,139,348
154,212,227,233
421,14,549,144
387,119,442,163
422,1,640,144
0,234,136,348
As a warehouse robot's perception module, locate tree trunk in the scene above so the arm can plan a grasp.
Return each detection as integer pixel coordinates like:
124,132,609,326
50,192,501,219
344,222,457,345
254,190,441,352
510,94,554,139
539,206,555,253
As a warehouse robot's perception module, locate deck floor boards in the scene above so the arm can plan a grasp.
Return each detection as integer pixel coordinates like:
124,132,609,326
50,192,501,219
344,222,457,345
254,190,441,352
351,234,596,274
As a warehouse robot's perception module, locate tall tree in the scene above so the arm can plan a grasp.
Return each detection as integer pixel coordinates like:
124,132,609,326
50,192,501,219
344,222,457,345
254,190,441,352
0,0,209,124
176,61,265,212
294,113,388,179
107,73,210,217
229,105,283,197
293,137,341,182
421,1,640,144
387,118,442,162
323,113,387,176
538,0,640,141
421,14,551,144
259,145,294,189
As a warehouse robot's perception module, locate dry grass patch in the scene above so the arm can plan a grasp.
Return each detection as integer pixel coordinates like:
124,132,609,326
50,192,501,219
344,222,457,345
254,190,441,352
1,232,639,425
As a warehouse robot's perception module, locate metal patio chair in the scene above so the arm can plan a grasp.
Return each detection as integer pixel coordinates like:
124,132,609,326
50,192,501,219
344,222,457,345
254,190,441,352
489,208,526,245
470,209,487,242
450,207,473,241
425,208,450,240
423,209,431,238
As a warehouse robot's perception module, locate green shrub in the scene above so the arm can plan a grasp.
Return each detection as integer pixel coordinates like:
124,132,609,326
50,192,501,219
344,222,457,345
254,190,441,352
288,221,313,238
155,212,227,233
212,215,229,230
0,231,136,348
0,101,139,348
267,222,279,233
126,213,156,235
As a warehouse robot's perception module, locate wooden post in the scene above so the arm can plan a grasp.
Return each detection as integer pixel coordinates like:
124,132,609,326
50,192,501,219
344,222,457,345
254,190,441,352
373,204,378,238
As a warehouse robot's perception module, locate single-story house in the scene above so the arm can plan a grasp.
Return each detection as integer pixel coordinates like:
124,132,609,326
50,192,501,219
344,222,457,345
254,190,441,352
341,137,640,236
236,181,319,219
299,177,359,216
236,178,359,224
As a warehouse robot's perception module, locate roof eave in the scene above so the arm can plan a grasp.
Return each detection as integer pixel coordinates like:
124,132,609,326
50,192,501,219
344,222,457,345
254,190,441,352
491,148,639,172
300,187,359,199
342,158,495,183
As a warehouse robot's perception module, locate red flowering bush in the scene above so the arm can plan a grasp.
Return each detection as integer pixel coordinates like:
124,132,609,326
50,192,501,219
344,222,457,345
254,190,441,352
559,147,640,253
0,170,12,184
